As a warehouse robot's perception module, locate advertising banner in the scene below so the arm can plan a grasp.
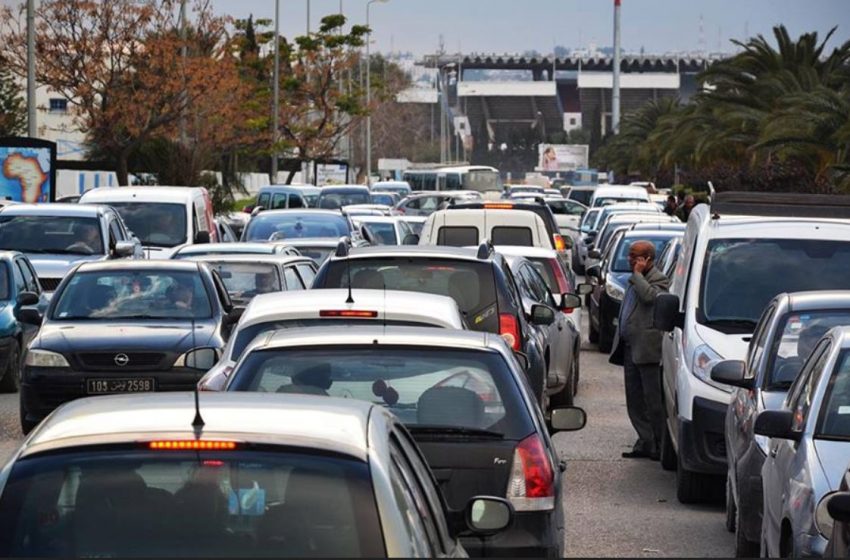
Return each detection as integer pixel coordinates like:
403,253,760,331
0,137,57,203
537,144,589,173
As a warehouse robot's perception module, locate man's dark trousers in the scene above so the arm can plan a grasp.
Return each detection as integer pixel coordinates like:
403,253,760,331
623,342,664,455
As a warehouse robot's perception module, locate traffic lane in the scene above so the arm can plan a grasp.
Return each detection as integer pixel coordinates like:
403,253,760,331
0,393,22,464
554,315,734,558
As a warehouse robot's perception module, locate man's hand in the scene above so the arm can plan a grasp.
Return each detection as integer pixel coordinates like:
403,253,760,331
632,256,650,275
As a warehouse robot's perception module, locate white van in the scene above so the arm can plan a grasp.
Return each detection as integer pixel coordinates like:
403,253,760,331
653,192,850,504
419,209,552,249
79,186,218,258
589,185,651,208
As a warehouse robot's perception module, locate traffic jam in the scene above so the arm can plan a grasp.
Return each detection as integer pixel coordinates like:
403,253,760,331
0,181,850,558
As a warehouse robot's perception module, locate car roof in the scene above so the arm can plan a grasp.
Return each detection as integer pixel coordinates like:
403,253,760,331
174,242,286,256
80,187,206,204
406,191,480,199
0,250,22,260
240,289,465,329
251,209,345,218
495,245,558,259
259,185,306,193
180,254,313,266
630,222,686,231
429,208,547,226
22,392,373,461
334,244,490,262
784,291,850,313
0,203,109,218
75,259,201,273
353,216,401,224
320,185,370,192
620,229,683,240
594,185,650,195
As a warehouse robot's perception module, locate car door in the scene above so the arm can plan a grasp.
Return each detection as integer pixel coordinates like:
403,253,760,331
518,263,567,388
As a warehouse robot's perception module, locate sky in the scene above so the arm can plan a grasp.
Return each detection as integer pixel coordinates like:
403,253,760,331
208,0,850,56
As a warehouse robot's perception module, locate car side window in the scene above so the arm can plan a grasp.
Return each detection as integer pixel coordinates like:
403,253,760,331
787,340,832,431
289,194,305,209
296,264,316,287
108,218,125,248
746,304,776,379
404,198,420,210
258,193,271,208
15,259,38,294
520,264,556,307
500,261,521,310
283,267,304,291
388,457,433,556
389,438,442,556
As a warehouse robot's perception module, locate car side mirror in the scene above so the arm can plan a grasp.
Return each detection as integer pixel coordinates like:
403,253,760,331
16,291,39,307
464,497,513,536
754,410,800,441
224,307,244,326
653,293,684,332
559,293,582,312
112,240,136,258
402,233,420,245
18,308,42,326
828,492,850,524
587,249,602,260
531,304,555,326
194,231,211,245
549,406,587,432
577,283,593,296
585,265,601,279
710,360,752,389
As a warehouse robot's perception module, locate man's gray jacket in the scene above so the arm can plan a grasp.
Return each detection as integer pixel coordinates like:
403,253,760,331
609,266,671,366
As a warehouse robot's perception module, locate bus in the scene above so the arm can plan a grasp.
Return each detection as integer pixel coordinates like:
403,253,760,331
402,165,501,197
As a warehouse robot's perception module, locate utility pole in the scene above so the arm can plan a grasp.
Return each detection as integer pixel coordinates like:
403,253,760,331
611,0,622,134
306,0,311,35
271,0,280,183
26,0,36,137
179,0,188,147
365,0,389,186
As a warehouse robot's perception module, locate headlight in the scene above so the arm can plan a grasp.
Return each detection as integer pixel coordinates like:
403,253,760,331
605,277,625,302
25,350,70,368
816,492,837,538
174,348,221,371
692,344,732,393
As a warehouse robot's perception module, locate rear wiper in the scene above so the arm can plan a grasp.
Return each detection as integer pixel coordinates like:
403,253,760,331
408,426,504,439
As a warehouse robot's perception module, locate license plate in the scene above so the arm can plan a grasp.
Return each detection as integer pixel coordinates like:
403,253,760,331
87,378,155,395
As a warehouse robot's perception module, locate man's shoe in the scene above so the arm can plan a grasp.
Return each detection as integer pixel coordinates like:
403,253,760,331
621,450,650,459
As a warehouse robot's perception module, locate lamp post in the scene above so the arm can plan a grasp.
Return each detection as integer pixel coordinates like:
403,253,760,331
366,0,389,186
612,0,622,134
26,0,35,137
271,0,280,183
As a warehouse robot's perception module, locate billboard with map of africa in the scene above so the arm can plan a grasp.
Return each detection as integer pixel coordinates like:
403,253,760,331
0,137,57,203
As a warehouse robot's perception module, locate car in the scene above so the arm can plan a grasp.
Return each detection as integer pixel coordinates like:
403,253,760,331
353,216,419,246
589,185,652,208
171,242,301,260
502,252,584,406
0,252,48,392
756,325,850,558
825,469,850,557
372,180,412,198
0,203,142,291
0,391,516,557
709,291,850,556
587,213,680,270
576,203,661,273
394,191,482,217
654,192,850,504
240,209,360,243
216,211,250,239
288,184,322,207
502,184,545,198
656,235,683,279
543,197,588,238
79,186,219,259
18,260,240,434
250,185,308,212
564,185,598,207
198,288,468,391
179,254,318,308
213,217,238,243
370,192,401,207
312,244,553,406
224,326,588,557
317,185,371,209
419,209,553,252
586,227,684,352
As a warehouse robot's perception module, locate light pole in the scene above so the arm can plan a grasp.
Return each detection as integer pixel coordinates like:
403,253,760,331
26,0,35,137
366,0,389,186
271,0,281,183
612,0,622,134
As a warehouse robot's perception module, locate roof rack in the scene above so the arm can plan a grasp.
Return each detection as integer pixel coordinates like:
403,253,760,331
711,191,850,220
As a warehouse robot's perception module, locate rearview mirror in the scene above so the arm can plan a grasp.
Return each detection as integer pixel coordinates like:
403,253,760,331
585,265,601,279
465,497,513,535
710,360,752,389
560,293,582,311
576,283,593,296
112,240,136,258
531,304,555,326
16,291,39,307
587,249,602,260
194,231,211,245
828,493,850,524
17,308,42,326
550,406,587,432
754,410,800,441
653,293,683,332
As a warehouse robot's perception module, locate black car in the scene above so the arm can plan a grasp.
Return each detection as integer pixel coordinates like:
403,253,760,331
312,243,554,407
19,260,239,433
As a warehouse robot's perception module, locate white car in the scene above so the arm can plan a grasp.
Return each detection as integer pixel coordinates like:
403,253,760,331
419,209,552,250
353,216,418,245
588,185,651,208
198,289,468,391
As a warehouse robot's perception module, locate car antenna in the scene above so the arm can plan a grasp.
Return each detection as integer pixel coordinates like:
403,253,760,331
383,281,387,334
346,252,354,304
192,387,205,432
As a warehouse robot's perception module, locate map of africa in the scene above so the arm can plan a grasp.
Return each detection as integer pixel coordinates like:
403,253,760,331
0,147,51,203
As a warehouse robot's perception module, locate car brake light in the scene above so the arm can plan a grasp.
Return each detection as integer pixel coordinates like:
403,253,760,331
484,203,514,209
319,310,379,318
553,234,567,253
148,441,238,450
499,313,521,351
507,434,555,511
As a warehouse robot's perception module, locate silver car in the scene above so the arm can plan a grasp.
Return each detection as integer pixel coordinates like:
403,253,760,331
757,325,850,557
0,392,514,557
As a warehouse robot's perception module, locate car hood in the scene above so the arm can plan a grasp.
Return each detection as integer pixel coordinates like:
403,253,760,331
814,439,850,488
37,321,216,353
26,254,107,279
694,323,751,360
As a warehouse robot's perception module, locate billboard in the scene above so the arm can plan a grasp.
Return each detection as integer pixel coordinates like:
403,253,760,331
0,137,57,203
314,162,349,186
537,144,589,173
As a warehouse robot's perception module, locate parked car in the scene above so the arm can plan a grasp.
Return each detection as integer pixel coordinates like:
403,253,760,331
0,203,142,291
394,191,482,217
710,291,850,556
0,392,516,557
756,325,850,558
225,326,588,557
199,289,467,391
371,180,412,198
0,252,48,392
317,186,371,209
171,242,301,260
249,185,308,212
18,260,240,433
241,209,360,243
419,209,553,252
589,185,652,208
654,192,850,504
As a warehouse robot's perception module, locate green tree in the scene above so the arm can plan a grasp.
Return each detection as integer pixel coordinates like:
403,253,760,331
0,60,25,136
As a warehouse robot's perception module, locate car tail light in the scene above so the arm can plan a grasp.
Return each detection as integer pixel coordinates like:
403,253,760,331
484,203,515,209
320,310,379,318
499,313,521,351
148,441,238,450
553,234,567,253
550,258,571,293
506,434,555,511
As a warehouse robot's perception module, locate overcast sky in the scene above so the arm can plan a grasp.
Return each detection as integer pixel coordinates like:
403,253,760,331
208,0,850,56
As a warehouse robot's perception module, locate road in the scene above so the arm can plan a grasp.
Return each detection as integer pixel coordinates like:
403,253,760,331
0,314,734,557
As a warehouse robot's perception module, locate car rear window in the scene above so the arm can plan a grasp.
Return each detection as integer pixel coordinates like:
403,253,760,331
491,227,533,247
568,190,593,206
437,226,478,247
229,347,534,440
0,449,384,558
319,258,499,332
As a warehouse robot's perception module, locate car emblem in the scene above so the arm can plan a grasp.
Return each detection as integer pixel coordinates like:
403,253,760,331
114,353,130,367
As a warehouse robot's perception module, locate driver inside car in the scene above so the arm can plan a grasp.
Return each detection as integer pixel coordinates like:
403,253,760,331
276,364,333,396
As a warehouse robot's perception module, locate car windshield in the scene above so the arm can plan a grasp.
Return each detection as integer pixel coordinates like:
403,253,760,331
244,214,350,242
0,262,8,300
0,216,104,255
0,449,383,558
107,203,187,248
362,222,398,245
611,236,676,272
321,258,499,332
766,311,850,390
229,347,532,439
202,262,281,306
818,350,850,441
52,270,212,320
317,191,370,209
700,239,850,332
370,194,396,206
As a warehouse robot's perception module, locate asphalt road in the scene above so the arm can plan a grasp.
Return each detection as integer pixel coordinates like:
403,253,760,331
0,311,735,557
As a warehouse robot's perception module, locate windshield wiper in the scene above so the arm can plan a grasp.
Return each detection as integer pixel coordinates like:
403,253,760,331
705,318,757,330
408,426,504,439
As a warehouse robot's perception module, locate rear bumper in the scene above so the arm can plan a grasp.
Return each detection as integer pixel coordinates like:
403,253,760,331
677,397,728,475
461,510,561,558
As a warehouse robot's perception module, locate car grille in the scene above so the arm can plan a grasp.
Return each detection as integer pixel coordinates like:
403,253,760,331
76,352,168,371
39,278,62,291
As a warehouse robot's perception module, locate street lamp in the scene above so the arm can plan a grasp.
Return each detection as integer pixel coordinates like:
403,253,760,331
366,0,389,186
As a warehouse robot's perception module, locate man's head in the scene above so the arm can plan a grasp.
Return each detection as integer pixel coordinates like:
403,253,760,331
667,195,676,204
627,240,656,271
684,195,696,209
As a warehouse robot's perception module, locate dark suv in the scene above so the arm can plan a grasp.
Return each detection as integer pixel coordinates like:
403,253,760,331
312,243,554,406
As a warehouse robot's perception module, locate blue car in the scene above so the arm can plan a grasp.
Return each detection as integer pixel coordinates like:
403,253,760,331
0,251,47,392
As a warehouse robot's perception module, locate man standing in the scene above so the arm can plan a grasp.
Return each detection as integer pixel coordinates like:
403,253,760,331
610,241,670,460
676,195,696,223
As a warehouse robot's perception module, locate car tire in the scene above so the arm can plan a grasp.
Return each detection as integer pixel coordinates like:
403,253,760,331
19,391,38,435
725,476,736,533
676,454,707,504
0,340,20,393
735,501,760,557
660,415,677,472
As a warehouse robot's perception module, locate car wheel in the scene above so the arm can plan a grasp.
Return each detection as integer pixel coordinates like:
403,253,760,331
725,476,736,533
735,501,760,557
0,340,20,393
676,453,708,504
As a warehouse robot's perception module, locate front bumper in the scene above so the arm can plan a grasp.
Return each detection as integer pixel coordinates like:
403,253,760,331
677,397,728,475
461,510,561,558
